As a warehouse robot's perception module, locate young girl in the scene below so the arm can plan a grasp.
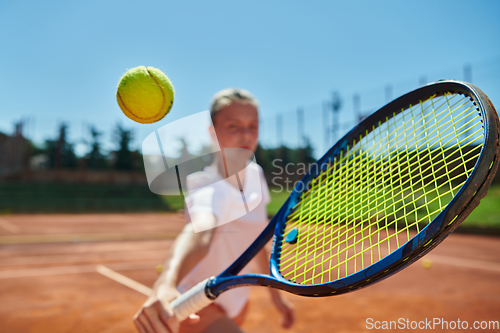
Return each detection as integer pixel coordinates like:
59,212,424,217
133,88,295,333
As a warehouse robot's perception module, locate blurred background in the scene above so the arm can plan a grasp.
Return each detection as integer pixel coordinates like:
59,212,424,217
1,0,499,218
1,2,500,332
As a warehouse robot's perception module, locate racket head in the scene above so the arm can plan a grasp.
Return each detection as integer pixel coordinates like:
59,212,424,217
206,80,499,299
267,80,500,296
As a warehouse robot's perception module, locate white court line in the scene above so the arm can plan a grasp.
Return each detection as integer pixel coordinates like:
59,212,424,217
96,265,152,296
427,254,500,273
0,261,158,279
0,217,20,233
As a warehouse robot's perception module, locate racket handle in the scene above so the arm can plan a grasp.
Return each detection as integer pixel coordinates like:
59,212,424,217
169,278,214,322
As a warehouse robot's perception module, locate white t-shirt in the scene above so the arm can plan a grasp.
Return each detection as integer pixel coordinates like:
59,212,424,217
177,161,270,318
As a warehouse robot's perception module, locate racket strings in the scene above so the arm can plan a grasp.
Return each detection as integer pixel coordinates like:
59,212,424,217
287,126,483,282
295,95,477,208
278,93,485,285
282,102,480,282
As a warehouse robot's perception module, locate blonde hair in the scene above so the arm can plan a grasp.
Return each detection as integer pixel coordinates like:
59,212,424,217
210,88,259,123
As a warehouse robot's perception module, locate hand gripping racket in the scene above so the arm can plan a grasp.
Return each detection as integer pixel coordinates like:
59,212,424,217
169,80,500,321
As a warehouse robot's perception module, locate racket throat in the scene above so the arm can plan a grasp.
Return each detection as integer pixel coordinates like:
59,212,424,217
205,276,218,300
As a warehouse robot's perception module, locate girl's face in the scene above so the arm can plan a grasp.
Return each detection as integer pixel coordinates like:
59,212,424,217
210,101,259,153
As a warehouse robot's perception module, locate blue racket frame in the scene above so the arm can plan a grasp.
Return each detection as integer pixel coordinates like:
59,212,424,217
204,80,500,299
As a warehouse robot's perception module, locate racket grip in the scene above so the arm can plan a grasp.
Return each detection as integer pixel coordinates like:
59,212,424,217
169,278,214,322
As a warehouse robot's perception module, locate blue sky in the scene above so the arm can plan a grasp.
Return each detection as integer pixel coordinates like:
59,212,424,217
1,0,499,158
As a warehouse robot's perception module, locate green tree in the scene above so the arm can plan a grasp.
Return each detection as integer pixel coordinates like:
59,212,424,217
45,123,78,168
297,137,316,165
114,123,133,170
86,126,107,169
255,139,315,185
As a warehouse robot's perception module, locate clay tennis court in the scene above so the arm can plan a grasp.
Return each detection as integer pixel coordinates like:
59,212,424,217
0,213,499,333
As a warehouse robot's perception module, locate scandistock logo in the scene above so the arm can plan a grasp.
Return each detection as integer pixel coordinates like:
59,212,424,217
141,110,263,232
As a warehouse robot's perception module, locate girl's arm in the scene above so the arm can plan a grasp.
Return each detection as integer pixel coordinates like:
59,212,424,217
133,211,217,333
255,247,296,329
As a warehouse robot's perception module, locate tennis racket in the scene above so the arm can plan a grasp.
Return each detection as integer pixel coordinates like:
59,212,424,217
169,80,500,321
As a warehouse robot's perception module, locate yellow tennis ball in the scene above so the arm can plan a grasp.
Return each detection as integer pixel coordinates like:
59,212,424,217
155,264,164,274
422,258,432,269
116,66,174,124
